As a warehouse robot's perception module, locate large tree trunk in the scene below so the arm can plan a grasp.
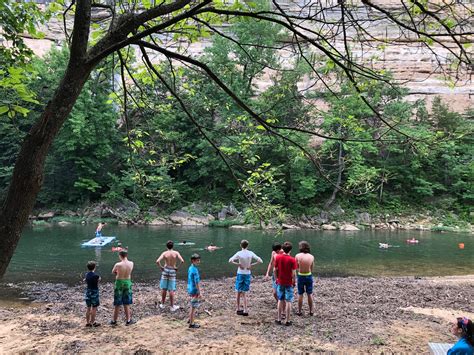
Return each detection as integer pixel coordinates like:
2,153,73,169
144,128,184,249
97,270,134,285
324,139,344,209
0,63,93,277
0,0,94,278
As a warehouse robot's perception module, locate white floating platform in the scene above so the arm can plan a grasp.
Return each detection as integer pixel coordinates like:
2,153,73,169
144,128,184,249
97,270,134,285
81,236,116,247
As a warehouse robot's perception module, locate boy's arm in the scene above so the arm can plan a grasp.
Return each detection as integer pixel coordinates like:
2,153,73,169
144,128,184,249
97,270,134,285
177,252,185,268
156,252,165,270
295,254,301,273
292,259,297,286
112,263,118,275
250,252,263,266
228,252,239,265
265,253,275,278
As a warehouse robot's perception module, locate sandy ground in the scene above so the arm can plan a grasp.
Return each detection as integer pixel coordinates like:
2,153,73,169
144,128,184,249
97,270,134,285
0,275,473,353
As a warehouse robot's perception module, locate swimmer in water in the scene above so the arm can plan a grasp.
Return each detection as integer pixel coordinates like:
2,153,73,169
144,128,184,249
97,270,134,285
205,243,222,252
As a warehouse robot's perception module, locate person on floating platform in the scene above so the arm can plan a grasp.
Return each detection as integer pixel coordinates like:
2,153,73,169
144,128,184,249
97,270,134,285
156,240,184,312
95,222,106,239
295,241,315,317
228,239,263,317
110,250,135,326
448,317,474,355
84,261,101,327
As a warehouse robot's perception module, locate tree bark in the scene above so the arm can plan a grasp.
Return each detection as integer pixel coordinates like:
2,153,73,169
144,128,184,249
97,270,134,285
0,63,93,277
0,0,94,278
324,139,344,209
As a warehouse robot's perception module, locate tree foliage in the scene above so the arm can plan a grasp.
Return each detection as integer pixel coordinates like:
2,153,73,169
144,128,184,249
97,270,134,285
0,0,472,277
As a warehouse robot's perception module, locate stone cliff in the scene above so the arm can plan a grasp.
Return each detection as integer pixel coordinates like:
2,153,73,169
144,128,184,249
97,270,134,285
18,1,473,112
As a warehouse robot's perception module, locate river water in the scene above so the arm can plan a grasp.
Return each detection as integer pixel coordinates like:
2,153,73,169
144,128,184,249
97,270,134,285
2,225,473,284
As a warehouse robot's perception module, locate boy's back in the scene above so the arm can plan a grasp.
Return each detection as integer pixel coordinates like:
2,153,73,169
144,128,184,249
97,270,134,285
275,253,297,286
229,249,262,273
295,253,314,274
113,259,134,279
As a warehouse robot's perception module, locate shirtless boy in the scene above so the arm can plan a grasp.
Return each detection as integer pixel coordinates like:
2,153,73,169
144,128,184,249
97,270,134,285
95,222,106,238
295,241,315,316
156,240,184,311
111,250,135,326
265,242,284,302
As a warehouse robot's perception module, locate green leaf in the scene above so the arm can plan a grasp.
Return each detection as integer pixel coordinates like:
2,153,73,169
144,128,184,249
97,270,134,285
0,106,9,115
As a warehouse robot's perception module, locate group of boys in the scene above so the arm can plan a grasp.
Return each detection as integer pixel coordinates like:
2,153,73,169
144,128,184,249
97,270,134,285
83,239,314,329
229,239,314,326
84,250,135,327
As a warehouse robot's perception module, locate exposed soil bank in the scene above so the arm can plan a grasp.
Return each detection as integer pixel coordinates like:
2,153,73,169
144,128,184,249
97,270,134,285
1,275,473,353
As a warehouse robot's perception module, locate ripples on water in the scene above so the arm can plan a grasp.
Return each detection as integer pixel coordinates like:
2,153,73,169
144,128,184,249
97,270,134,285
3,225,473,284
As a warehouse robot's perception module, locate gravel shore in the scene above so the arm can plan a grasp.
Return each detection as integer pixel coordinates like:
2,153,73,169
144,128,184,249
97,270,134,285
1,275,473,353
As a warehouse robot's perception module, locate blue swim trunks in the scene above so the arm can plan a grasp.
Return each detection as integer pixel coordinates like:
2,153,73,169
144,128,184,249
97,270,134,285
272,274,277,290
235,274,251,292
160,267,177,291
114,279,133,306
85,288,100,307
277,284,294,302
297,274,313,295
189,294,200,308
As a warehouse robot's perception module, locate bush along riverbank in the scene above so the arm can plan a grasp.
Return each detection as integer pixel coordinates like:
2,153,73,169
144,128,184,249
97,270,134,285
28,201,473,233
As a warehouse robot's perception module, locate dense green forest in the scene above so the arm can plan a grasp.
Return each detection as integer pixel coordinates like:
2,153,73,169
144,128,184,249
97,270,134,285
1,17,472,222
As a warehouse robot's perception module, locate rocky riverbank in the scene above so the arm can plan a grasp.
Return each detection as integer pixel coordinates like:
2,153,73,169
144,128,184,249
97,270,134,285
1,275,473,353
29,201,472,233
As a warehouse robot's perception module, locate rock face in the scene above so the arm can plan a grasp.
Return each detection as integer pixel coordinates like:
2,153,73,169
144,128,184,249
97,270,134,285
24,2,472,113
340,224,360,231
169,211,215,226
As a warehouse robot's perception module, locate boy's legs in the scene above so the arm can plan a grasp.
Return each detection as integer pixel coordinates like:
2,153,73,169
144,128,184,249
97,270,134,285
90,306,97,324
276,285,284,322
161,289,167,305
188,295,200,327
242,292,248,313
283,286,294,323
124,305,131,322
285,295,292,322
307,293,314,314
307,276,314,314
236,291,242,311
189,304,195,324
113,305,120,322
86,306,92,324
169,290,175,307
277,300,284,322
298,294,304,314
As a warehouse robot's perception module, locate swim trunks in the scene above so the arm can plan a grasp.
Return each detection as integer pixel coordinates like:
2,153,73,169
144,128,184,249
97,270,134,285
235,273,251,292
277,284,294,302
85,288,100,307
160,267,177,291
114,279,133,306
272,274,277,290
189,294,200,308
297,274,313,295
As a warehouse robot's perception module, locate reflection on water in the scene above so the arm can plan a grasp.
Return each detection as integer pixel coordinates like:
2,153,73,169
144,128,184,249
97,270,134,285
2,225,473,284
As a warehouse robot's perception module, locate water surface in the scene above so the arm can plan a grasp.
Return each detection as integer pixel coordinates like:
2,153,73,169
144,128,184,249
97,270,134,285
3,225,473,284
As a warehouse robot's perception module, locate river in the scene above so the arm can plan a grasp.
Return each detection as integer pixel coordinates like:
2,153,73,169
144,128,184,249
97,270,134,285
2,225,473,284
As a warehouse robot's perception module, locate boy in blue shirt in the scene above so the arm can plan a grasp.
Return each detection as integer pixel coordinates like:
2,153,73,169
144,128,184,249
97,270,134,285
187,253,201,329
84,261,101,327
